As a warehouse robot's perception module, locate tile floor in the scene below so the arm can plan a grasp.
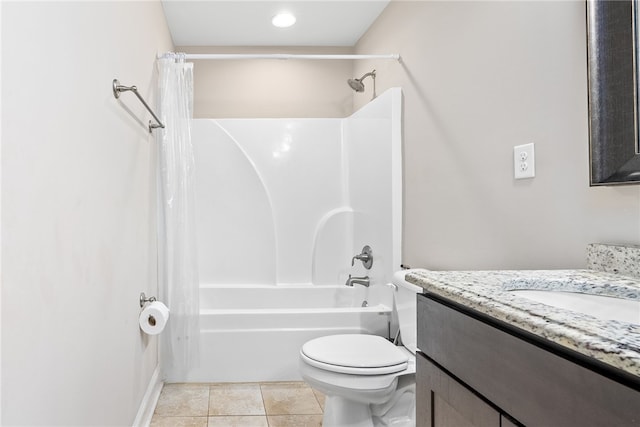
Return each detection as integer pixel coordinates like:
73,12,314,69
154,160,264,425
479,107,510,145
151,382,325,427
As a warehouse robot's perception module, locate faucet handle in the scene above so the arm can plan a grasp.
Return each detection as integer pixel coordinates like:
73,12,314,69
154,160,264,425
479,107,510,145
351,245,373,269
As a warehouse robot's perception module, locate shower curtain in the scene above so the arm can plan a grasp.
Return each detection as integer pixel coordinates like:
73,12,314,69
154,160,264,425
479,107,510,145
157,55,199,375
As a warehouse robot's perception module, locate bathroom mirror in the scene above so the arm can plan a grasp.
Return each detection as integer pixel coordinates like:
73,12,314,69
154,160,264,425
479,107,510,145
587,0,640,185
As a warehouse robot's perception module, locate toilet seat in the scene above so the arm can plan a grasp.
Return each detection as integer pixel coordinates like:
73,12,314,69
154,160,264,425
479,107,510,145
301,334,408,375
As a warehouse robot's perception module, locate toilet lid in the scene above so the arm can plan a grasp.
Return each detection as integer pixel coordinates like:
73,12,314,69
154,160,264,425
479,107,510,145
301,334,408,375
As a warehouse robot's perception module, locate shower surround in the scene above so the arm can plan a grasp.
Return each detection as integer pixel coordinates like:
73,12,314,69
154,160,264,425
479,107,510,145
167,88,402,382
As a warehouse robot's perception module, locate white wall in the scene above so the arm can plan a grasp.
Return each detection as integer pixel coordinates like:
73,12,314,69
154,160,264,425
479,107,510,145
182,2,640,271
191,89,401,287
345,88,403,284
192,118,346,285
0,1,4,421
2,2,173,425
180,46,356,118
355,0,640,270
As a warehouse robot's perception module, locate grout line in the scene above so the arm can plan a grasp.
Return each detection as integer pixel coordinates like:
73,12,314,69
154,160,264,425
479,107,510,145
313,392,322,410
207,382,211,419
259,382,271,426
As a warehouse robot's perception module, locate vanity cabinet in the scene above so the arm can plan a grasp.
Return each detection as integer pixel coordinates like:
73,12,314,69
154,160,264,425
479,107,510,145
416,293,640,427
417,354,501,427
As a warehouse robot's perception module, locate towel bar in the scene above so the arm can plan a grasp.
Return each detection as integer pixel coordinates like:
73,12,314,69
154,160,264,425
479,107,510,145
113,79,164,133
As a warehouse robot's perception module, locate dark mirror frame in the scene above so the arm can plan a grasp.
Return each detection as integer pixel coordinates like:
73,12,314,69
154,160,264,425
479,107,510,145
587,0,640,185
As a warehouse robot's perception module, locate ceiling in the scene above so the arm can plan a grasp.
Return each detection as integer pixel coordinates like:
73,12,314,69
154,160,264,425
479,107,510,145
161,1,390,47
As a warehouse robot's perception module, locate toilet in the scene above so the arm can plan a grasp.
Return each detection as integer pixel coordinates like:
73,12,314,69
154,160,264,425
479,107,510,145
299,270,422,427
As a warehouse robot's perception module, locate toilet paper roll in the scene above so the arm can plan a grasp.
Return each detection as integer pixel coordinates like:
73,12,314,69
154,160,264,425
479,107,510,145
139,301,170,335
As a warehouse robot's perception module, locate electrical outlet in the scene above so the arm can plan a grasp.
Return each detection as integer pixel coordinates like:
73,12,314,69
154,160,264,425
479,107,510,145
514,143,535,179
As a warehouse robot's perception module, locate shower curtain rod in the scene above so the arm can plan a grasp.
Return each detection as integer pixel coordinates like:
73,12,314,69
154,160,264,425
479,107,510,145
159,52,400,61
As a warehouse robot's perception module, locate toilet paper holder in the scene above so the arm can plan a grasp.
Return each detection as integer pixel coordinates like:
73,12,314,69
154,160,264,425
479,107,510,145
139,292,157,308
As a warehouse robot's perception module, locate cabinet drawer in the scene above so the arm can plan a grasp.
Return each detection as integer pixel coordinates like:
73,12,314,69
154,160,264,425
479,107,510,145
417,294,640,426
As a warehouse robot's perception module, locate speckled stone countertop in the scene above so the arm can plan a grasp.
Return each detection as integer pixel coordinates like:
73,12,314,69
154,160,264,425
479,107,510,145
405,244,640,379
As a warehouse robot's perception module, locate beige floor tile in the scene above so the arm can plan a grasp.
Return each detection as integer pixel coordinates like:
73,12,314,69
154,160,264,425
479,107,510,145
311,389,326,410
154,383,210,417
209,383,265,416
267,415,324,427
207,415,269,426
150,415,208,427
261,382,323,415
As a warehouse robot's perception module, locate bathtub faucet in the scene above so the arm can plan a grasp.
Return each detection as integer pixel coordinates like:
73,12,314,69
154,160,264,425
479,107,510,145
345,274,370,287
351,245,373,269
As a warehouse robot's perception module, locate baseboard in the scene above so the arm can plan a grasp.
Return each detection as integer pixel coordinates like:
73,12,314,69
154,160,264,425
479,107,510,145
132,365,163,427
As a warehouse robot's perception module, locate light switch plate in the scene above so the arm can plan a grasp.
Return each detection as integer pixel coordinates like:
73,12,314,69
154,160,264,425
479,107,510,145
514,143,535,179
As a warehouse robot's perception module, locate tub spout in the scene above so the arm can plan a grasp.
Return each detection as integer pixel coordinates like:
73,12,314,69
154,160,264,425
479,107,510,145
345,274,370,287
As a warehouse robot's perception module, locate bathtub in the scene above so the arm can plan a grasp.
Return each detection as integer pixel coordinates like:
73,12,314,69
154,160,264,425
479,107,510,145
182,284,394,383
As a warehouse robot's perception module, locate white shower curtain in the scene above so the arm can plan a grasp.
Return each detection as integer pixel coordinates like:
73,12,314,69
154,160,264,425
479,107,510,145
157,55,199,376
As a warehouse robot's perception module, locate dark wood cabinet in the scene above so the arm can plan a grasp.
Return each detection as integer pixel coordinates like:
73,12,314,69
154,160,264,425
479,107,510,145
417,354,501,427
500,415,519,427
416,294,640,427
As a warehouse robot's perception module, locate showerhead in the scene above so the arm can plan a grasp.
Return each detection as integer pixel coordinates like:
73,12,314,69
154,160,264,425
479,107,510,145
348,78,365,92
347,70,376,97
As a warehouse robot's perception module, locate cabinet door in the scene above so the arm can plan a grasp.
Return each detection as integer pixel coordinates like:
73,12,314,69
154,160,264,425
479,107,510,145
500,415,519,427
417,354,500,427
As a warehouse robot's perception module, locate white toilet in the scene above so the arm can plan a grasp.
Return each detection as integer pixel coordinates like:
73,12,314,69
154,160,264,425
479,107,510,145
299,270,423,427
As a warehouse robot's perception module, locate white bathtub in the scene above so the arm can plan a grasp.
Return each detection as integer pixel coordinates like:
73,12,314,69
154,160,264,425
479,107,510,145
182,284,394,383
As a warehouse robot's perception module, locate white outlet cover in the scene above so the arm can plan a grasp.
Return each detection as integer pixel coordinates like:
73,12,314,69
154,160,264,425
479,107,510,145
514,143,535,179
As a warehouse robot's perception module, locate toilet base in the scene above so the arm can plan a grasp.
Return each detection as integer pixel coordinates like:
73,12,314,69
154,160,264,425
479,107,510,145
371,376,415,427
320,377,415,427
322,395,374,427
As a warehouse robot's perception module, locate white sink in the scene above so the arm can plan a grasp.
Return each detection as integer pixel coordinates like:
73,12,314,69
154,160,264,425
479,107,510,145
509,290,640,325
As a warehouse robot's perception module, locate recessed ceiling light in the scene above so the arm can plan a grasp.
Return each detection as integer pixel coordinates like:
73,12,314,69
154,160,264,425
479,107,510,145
272,12,296,28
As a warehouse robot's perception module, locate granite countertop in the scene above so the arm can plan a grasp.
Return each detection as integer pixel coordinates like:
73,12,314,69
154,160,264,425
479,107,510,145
405,244,640,379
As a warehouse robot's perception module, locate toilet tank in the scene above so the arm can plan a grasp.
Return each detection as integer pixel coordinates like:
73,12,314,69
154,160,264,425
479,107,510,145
392,269,424,354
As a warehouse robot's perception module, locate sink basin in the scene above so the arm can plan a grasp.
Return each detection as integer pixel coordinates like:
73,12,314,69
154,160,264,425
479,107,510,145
509,290,640,325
